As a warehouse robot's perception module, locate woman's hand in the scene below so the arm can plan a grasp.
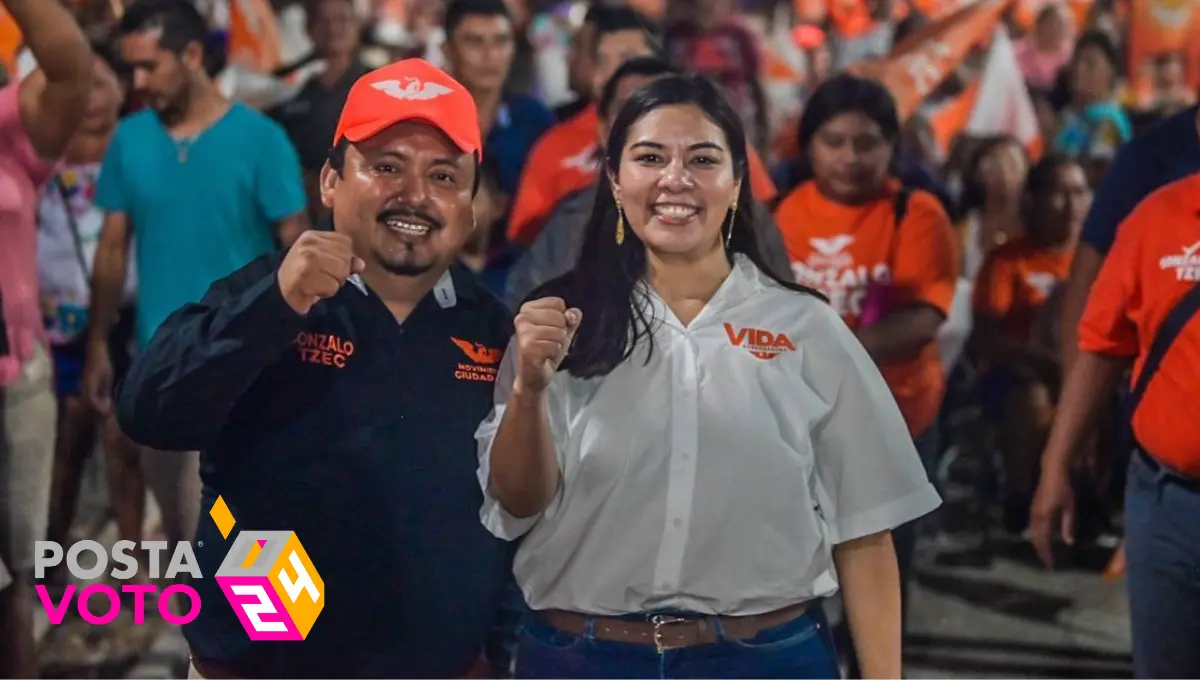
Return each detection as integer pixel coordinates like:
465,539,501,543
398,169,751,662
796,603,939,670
513,297,582,394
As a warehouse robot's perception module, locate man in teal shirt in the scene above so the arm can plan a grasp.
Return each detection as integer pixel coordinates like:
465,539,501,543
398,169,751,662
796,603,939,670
84,0,306,561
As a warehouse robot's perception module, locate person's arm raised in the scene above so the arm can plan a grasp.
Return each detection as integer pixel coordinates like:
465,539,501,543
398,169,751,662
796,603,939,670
116,231,364,451
10,0,92,159
485,297,580,519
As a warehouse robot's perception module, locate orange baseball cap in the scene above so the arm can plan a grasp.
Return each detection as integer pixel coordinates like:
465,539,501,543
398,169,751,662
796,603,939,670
332,58,482,157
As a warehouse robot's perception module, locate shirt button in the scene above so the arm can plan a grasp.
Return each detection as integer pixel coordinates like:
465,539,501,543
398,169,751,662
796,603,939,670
672,518,683,528
681,452,692,461
660,582,673,590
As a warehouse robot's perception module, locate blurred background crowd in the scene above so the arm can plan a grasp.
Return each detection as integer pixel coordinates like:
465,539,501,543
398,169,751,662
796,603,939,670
1,0,1190,675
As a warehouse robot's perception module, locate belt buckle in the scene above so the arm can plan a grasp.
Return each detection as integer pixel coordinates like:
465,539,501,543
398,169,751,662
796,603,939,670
650,615,688,654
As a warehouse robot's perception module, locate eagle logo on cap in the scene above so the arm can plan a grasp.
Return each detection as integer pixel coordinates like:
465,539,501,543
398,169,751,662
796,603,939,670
370,78,454,101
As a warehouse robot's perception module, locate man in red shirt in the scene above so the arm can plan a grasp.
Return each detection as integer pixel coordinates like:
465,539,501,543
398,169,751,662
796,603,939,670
1033,171,1200,677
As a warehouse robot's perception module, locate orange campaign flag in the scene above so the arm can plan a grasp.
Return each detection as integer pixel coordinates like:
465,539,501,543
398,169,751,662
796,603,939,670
850,0,1013,120
227,0,283,74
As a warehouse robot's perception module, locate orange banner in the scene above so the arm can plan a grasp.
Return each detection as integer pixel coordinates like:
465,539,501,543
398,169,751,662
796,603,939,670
851,0,1013,120
1127,0,1200,94
227,0,282,73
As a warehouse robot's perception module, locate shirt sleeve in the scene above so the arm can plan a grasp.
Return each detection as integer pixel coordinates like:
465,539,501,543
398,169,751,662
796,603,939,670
891,192,959,315
972,251,1015,317
1077,200,1148,358
809,307,943,543
0,81,58,187
115,252,306,452
475,340,543,541
254,118,307,222
94,126,128,213
1078,141,1150,256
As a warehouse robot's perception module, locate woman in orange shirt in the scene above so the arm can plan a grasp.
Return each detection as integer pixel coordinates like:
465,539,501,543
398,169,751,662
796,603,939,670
970,154,1091,531
772,73,958,656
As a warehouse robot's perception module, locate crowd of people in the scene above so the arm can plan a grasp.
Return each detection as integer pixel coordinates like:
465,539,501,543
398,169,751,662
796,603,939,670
1,0,1199,677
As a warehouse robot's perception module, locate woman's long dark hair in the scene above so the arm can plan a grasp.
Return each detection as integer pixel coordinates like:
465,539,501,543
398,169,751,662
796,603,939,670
527,73,821,380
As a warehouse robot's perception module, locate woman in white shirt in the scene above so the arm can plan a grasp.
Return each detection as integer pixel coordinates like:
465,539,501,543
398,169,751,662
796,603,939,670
476,73,941,679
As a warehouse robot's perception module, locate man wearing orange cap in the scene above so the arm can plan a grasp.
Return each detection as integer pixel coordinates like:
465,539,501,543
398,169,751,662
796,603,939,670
115,59,514,678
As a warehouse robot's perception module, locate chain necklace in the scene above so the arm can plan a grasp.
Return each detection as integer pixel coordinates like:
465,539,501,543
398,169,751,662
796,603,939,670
174,135,198,163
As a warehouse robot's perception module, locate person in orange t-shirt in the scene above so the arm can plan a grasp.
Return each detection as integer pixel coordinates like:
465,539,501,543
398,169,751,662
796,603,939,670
772,74,956,660
971,154,1091,530
507,7,778,248
1032,170,1200,678
775,74,957,442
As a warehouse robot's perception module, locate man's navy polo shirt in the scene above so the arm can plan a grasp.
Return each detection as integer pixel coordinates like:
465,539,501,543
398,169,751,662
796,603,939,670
115,253,515,678
1080,106,1200,255
485,94,555,199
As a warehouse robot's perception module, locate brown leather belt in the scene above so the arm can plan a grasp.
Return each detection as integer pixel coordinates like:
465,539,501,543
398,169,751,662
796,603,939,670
535,601,810,654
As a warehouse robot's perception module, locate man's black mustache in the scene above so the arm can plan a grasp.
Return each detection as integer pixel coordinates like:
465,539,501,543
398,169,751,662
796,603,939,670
377,208,443,230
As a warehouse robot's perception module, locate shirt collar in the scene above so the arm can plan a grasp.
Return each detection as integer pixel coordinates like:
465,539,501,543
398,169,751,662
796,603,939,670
495,101,512,129
346,264,476,310
639,254,764,330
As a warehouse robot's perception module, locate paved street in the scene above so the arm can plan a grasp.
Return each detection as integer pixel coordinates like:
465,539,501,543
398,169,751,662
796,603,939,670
37,452,1133,679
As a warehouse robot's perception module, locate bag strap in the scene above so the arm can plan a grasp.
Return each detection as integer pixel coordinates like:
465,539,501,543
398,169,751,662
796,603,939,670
894,185,913,227
53,174,92,282
1129,281,1200,414
885,186,914,263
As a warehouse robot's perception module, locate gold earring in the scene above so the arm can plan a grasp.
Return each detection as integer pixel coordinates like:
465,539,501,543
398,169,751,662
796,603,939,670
725,200,738,248
615,201,625,245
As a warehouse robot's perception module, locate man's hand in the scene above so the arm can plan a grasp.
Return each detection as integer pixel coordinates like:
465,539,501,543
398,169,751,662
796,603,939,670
277,231,365,315
1029,467,1076,569
513,297,581,394
82,342,114,415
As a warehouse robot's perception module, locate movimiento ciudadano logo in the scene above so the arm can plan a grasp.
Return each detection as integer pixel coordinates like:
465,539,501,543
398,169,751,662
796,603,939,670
33,495,324,640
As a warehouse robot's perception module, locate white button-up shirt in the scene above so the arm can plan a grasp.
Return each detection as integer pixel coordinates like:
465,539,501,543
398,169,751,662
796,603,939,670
475,255,941,616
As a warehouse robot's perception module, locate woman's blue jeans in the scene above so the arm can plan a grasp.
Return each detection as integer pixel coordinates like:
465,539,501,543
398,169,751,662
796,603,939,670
514,603,840,679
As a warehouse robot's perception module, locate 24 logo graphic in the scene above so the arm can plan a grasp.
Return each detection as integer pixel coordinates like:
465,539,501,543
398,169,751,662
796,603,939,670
209,496,324,640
